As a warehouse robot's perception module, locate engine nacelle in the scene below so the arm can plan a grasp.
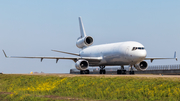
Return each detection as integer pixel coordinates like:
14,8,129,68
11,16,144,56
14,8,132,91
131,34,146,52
134,61,148,71
75,59,89,70
76,36,93,48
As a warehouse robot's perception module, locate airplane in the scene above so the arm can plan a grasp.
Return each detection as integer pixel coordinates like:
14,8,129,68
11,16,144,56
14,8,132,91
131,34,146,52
3,17,178,74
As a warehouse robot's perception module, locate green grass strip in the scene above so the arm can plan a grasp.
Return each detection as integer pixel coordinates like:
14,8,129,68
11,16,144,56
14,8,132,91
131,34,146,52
0,74,180,101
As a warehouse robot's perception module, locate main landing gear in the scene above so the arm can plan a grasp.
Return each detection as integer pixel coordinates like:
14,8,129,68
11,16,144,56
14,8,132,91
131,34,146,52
117,65,135,75
80,70,90,74
129,65,134,75
117,66,126,74
99,66,106,74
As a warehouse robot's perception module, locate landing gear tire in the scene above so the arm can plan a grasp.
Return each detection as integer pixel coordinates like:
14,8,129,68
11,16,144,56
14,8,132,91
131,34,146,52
100,69,106,74
99,66,106,74
85,70,90,74
117,70,126,74
80,70,83,74
129,65,135,75
122,70,126,74
117,70,122,74
80,70,90,74
129,71,134,75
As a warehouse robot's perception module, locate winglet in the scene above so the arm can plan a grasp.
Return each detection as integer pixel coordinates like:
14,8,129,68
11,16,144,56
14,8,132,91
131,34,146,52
2,50,8,58
174,51,178,61
79,16,86,38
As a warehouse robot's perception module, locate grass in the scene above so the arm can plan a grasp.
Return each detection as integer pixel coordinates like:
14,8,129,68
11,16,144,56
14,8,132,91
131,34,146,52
0,74,180,101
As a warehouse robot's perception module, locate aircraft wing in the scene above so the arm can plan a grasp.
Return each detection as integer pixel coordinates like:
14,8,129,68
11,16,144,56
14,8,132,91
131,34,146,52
2,50,102,63
51,50,80,56
144,51,177,62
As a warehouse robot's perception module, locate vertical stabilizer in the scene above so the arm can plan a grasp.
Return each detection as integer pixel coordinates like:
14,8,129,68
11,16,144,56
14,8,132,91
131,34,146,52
79,17,86,38
76,17,93,49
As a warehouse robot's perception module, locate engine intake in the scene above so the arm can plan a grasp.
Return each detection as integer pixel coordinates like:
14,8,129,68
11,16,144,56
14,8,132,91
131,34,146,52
76,36,93,48
75,59,89,70
134,61,148,71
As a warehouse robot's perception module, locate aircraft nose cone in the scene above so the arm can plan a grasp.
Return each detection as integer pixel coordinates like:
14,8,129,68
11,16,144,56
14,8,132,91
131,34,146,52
139,50,147,59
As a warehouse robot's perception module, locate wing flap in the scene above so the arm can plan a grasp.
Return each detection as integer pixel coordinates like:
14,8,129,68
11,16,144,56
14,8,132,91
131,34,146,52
51,50,80,56
8,56,102,60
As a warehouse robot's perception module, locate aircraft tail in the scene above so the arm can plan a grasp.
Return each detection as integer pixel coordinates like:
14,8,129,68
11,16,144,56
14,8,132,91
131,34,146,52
79,17,86,38
76,17,93,49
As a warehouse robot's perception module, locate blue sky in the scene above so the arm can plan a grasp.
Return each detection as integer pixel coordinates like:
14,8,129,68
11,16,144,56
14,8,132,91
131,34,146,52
0,0,180,73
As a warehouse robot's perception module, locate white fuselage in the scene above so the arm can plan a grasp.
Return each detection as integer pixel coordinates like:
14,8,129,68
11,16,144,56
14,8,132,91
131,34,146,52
80,41,147,66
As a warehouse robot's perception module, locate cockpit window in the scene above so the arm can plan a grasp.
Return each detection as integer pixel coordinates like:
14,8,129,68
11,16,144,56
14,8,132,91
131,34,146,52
132,47,135,50
132,47,145,51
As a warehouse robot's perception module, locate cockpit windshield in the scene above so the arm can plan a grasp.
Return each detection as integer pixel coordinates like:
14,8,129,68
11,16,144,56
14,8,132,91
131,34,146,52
132,47,145,51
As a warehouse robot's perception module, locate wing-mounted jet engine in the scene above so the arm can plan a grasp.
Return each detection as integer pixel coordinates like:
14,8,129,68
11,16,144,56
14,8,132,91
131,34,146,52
134,61,148,71
75,59,89,70
76,17,93,49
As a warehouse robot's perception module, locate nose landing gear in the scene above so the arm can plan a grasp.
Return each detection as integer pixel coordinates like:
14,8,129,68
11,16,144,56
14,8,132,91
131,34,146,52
117,65,135,75
129,65,134,75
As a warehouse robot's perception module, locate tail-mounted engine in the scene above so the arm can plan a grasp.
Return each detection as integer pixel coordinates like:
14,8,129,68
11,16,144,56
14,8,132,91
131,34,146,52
75,59,89,70
76,17,93,49
76,36,93,48
134,61,148,71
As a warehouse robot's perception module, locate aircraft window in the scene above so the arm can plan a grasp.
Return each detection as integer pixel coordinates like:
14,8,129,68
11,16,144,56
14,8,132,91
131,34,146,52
132,47,137,51
132,47,135,51
132,47,145,50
